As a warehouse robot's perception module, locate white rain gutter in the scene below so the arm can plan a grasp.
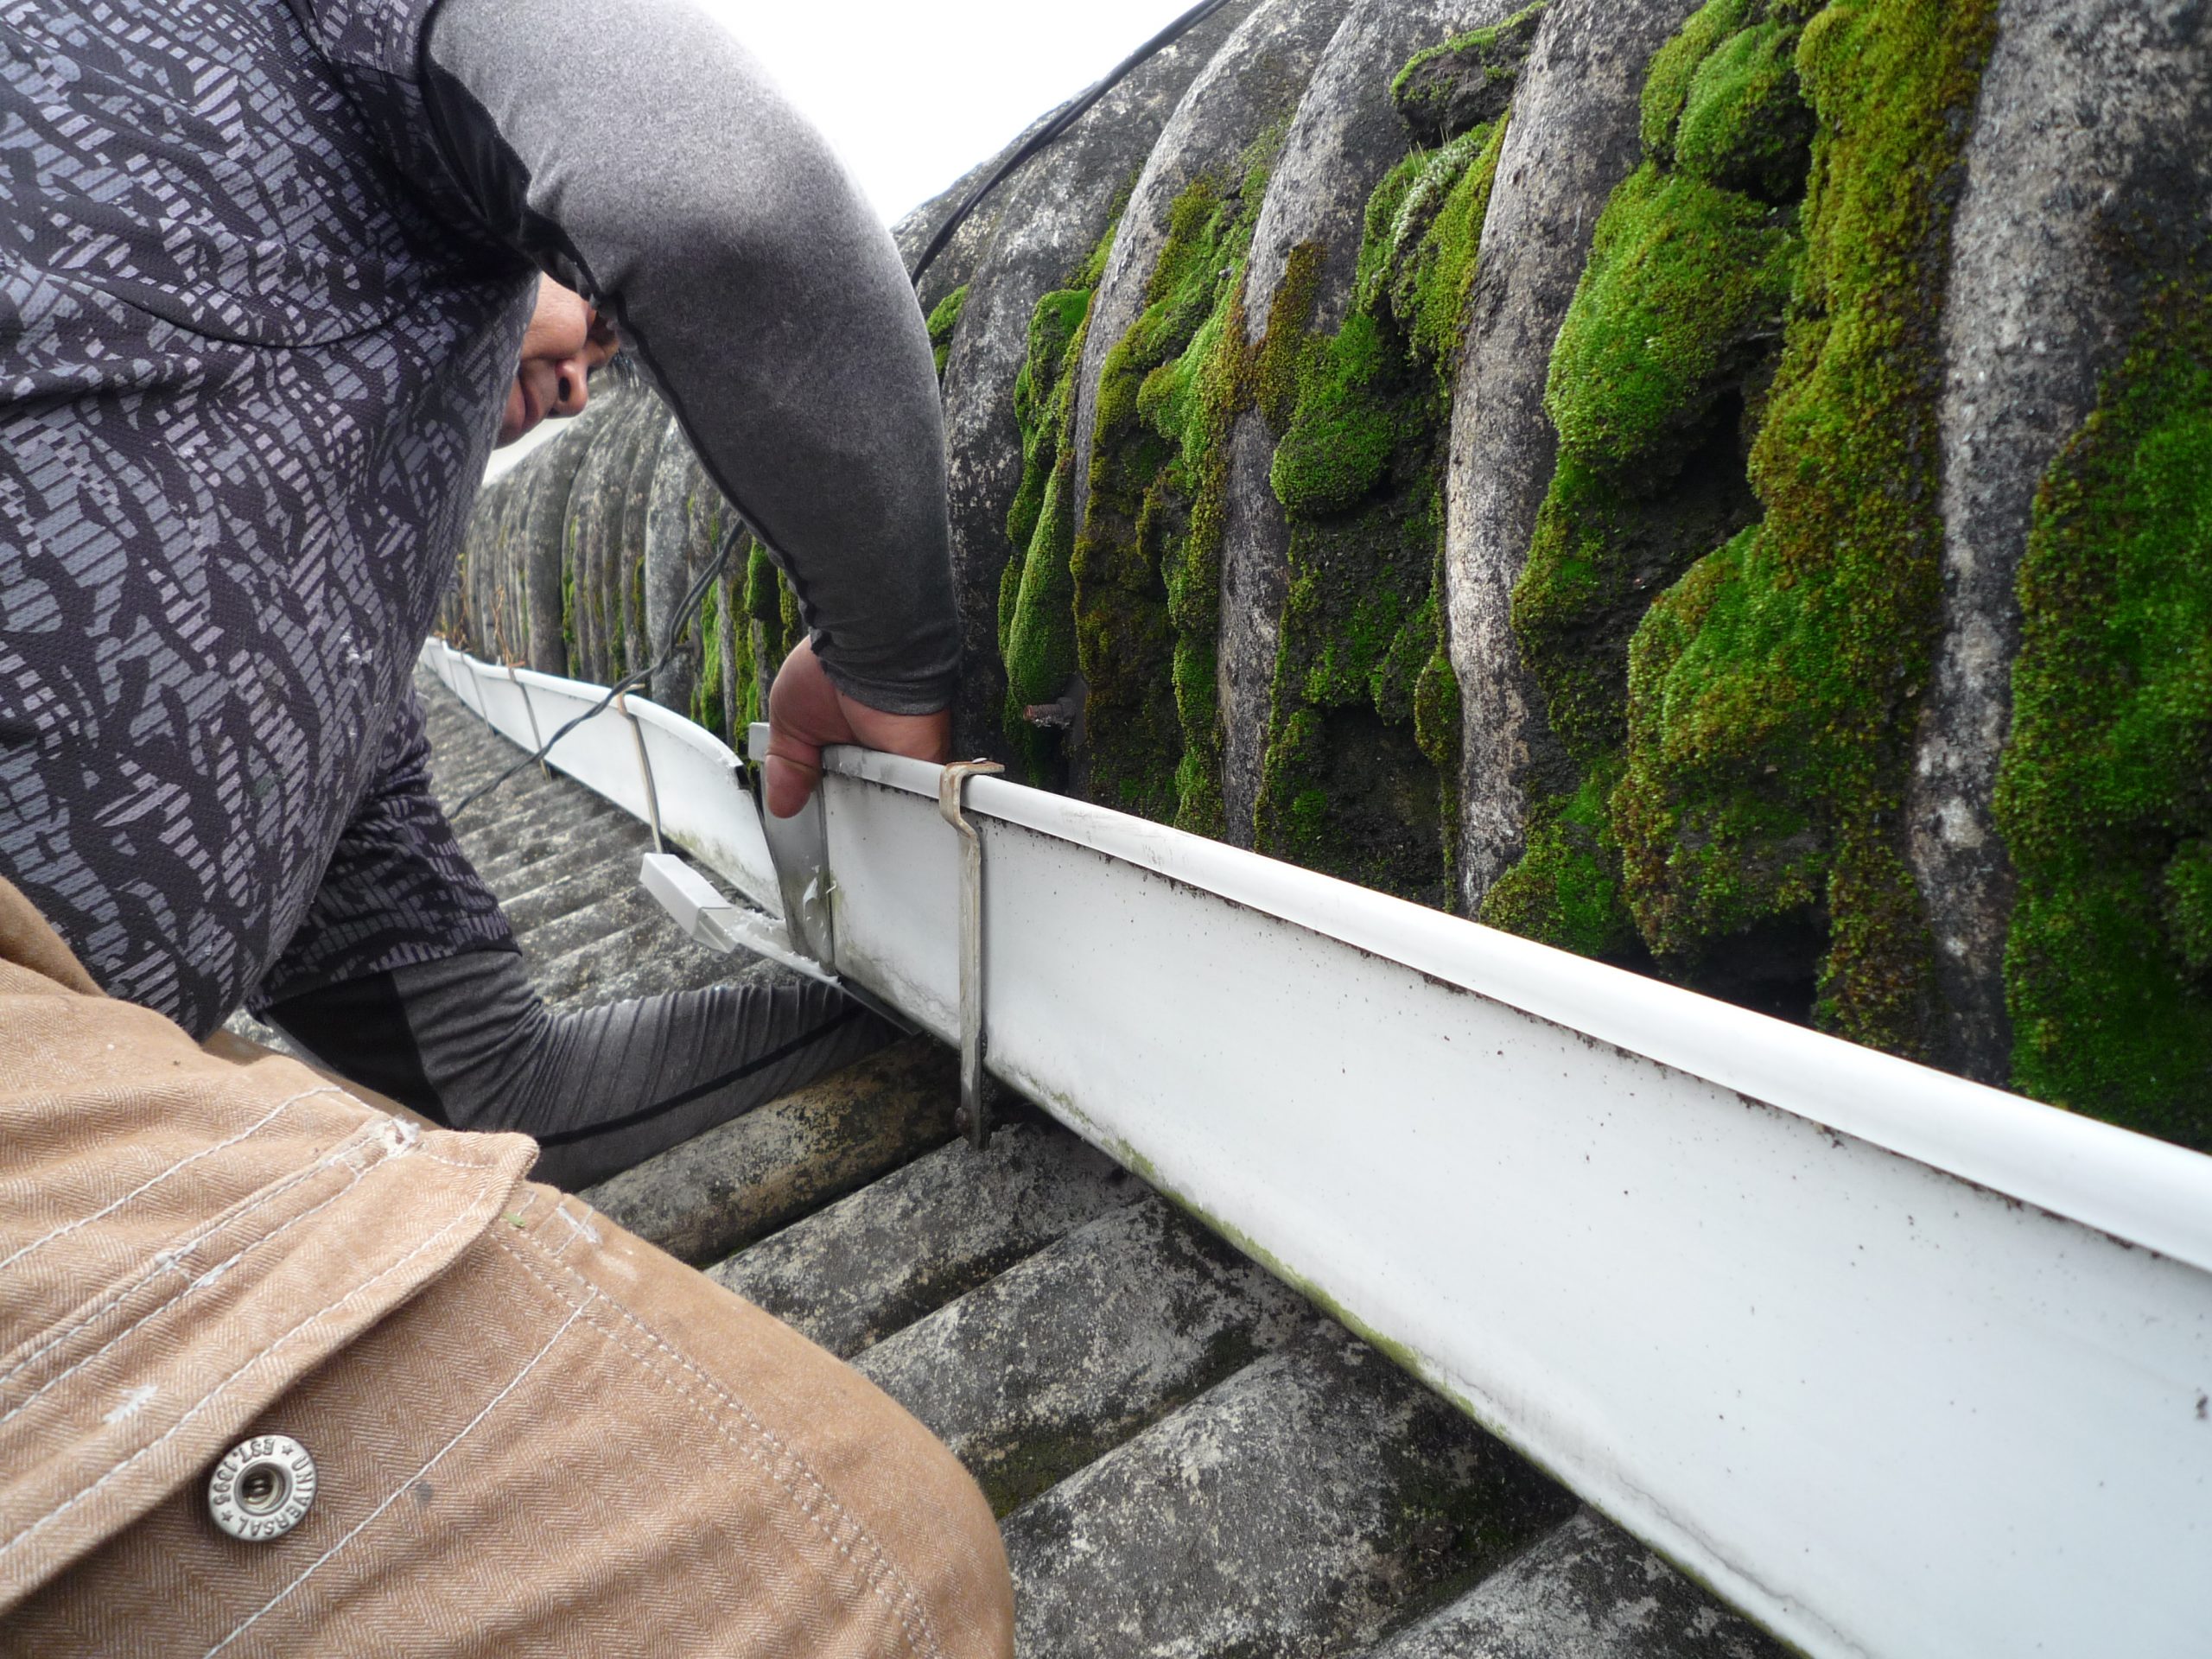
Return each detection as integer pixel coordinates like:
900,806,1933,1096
421,639,2212,1659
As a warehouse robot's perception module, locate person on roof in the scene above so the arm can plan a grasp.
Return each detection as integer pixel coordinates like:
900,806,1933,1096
0,0,1013,1650
0,0,958,1192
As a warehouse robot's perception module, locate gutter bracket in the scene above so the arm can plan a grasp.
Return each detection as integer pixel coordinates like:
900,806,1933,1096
938,760,1005,1150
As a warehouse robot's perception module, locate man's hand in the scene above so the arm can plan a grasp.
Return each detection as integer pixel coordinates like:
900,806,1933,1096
766,639,952,817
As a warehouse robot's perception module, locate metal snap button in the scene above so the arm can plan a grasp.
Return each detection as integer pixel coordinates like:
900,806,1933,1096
207,1434,316,1541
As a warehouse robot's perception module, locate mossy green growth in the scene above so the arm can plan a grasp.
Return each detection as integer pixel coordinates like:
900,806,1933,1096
1005,288,1094,567
926,283,969,379
1074,155,1277,827
690,558,760,739
1390,1,1548,146
1479,762,1642,959
1379,124,1508,373
1490,29,1803,962
1615,0,1999,1053
1541,165,1798,472
692,575,725,736
1000,292,1093,781
1993,282,2212,1149
1640,0,1751,160
2171,842,2212,979
739,535,804,704
1251,115,1507,906
1674,20,1815,201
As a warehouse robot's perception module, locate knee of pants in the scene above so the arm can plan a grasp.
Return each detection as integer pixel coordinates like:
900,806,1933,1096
12,1182,1014,1659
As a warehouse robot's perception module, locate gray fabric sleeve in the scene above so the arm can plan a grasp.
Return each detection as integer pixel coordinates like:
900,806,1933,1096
422,0,958,714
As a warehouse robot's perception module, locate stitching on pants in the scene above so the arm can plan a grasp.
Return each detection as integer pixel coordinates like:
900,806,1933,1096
0,1187,500,1567
0,1113,408,1403
202,1294,593,1657
488,1232,945,1659
0,1085,346,1278
546,1201,600,1258
0,1161,375,1433
0,1138,369,1395
412,1143,523,1174
488,1236,942,1659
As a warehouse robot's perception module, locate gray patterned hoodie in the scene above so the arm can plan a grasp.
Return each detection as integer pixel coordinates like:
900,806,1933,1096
0,0,957,1037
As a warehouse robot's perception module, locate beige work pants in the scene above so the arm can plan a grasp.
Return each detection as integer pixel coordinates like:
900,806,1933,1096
0,880,1013,1657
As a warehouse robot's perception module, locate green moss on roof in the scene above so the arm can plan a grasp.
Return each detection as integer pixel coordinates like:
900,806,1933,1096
1390,1,1548,144
1993,280,2212,1149
1251,115,1509,906
1541,164,1798,474
1072,144,1280,828
1673,19,1815,201
927,283,970,379
1487,3,1804,964
1614,0,1999,1053
1001,289,1093,781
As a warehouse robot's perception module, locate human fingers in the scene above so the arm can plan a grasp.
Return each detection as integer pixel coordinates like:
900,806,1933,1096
765,641,853,817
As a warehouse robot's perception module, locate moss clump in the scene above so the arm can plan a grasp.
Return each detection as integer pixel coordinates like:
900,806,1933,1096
1478,763,1643,961
1640,0,1751,158
1268,309,1404,517
1541,166,1798,471
1073,148,1281,827
1490,5,1806,963
1993,282,2212,1149
693,575,725,734
1390,1,1548,149
2171,841,2212,979
1613,0,1999,1053
1251,112,1510,905
690,544,760,740
739,535,805,712
1000,289,1094,780
926,283,969,379
1674,20,1816,201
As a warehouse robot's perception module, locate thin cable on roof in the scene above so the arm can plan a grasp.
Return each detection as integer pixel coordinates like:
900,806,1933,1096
447,537,732,821
906,0,1240,287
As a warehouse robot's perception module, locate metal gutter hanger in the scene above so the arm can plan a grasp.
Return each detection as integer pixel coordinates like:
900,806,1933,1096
938,760,1004,1148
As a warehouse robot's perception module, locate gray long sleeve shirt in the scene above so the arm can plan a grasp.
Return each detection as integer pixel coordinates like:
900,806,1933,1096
0,0,956,1038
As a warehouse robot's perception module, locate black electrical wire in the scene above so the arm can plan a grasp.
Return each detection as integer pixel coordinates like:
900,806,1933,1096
446,536,734,822
906,0,1240,287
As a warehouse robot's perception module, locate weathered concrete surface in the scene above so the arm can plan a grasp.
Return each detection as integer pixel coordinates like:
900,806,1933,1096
415,677,752,1012
1069,0,1351,542
939,0,1262,764
1359,1508,1785,1658
712,1119,1143,1359
895,115,1055,319
617,404,671,677
642,431,706,714
1219,0,1512,843
856,1196,1312,1515
517,411,599,675
496,842,654,938
1908,0,2212,1083
1444,0,1699,911
579,1036,958,1263
560,376,648,683
1004,1319,1577,1657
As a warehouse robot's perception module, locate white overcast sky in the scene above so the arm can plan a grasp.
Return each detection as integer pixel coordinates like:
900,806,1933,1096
687,0,1208,225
